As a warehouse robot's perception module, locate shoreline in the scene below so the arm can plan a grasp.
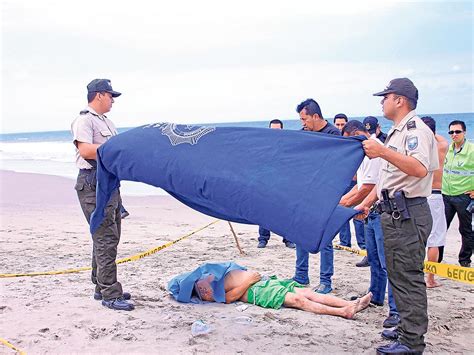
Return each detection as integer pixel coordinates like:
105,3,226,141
0,169,166,199
0,170,472,354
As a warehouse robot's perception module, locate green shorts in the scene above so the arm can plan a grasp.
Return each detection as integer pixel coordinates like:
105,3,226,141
247,276,304,309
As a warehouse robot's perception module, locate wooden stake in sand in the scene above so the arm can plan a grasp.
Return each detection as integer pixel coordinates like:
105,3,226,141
227,221,245,255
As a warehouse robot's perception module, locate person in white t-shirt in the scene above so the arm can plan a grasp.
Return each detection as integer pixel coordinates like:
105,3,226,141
340,120,400,333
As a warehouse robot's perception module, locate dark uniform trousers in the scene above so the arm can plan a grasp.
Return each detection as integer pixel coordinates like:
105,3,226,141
75,170,123,300
381,200,432,352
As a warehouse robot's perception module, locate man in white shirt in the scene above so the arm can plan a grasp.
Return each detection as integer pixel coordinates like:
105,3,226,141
340,120,400,331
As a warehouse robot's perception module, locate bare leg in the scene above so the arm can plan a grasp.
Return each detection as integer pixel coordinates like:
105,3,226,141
283,292,357,319
295,289,372,312
426,247,441,288
295,288,353,307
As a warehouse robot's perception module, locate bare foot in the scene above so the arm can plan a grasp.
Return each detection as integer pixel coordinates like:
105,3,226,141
355,292,372,313
426,279,442,288
342,302,358,319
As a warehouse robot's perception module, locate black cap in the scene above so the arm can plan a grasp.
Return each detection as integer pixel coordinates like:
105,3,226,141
363,116,378,134
373,78,418,103
87,79,121,97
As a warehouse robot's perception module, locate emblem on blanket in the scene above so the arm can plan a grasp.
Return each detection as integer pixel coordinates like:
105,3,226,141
146,123,216,146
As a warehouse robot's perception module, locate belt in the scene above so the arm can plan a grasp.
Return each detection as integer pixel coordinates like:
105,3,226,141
432,190,442,195
402,196,427,206
376,196,427,215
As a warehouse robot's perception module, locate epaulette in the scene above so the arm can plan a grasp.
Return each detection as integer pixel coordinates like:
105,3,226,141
79,109,99,117
407,120,416,130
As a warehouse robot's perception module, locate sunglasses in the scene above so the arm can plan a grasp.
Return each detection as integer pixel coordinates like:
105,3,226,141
448,130,464,135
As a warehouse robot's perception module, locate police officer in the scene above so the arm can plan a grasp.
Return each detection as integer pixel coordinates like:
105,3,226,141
355,78,438,354
71,79,134,311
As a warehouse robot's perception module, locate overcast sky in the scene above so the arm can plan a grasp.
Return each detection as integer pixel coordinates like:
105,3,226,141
1,0,472,133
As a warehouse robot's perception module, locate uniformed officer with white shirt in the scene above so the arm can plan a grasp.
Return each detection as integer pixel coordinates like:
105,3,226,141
71,79,133,311
355,78,438,354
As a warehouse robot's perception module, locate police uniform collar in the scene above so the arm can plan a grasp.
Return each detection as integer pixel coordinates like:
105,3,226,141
86,106,107,120
393,110,417,132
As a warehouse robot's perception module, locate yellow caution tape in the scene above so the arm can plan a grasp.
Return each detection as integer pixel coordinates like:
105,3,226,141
0,337,26,355
424,261,473,285
333,243,473,285
333,244,368,256
0,220,219,278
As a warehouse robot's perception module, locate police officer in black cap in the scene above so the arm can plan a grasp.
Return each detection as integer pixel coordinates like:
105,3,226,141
363,116,388,143
71,79,134,311
355,78,438,354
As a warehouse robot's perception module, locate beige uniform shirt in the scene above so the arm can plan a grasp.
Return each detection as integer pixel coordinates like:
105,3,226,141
71,106,118,169
377,110,439,199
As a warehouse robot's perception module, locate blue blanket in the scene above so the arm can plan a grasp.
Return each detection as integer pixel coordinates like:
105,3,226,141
168,262,246,303
90,123,365,253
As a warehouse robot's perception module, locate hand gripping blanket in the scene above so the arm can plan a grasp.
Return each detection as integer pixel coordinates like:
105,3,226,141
90,123,365,253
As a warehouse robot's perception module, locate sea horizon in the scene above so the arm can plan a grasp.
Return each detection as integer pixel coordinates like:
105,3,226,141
1,111,472,139
1,112,472,197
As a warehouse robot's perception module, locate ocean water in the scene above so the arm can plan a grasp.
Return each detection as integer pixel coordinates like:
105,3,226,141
1,113,472,196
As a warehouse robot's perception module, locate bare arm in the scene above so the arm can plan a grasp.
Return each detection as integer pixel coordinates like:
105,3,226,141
340,184,358,206
225,271,261,304
340,183,375,207
363,140,427,178
77,142,101,160
225,282,254,303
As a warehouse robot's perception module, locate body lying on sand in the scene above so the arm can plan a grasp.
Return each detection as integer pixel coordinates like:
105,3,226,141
193,268,372,319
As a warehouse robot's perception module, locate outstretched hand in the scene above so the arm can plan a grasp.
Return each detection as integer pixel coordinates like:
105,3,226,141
353,204,369,220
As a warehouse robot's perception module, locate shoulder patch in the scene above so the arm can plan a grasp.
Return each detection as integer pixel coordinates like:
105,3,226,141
407,136,418,150
407,120,416,130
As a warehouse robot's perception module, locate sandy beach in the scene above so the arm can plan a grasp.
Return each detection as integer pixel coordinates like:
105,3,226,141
0,170,472,354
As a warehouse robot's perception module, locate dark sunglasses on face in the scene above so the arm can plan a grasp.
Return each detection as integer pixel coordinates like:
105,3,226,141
448,130,464,135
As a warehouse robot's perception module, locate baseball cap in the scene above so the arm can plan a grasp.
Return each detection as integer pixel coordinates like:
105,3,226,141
373,78,418,103
87,79,121,97
363,116,378,134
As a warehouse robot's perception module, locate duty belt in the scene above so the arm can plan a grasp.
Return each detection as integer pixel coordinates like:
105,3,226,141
376,189,426,220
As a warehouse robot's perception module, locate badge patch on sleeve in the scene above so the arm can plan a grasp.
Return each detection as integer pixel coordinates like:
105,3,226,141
407,136,418,150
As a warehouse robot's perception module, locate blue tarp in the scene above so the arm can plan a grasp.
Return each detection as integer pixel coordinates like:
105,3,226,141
90,123,365,253
168,262,246,303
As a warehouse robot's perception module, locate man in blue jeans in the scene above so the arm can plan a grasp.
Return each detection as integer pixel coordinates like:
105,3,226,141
334,114,367,266
338,179,368,267
342,121,400,334
293,98,341,294
257,119,296,249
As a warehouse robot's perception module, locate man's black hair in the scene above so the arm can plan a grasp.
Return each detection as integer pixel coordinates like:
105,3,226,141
449,120,466,131
269,119,284,128
407,98,417,110
87,92,97,103
296,98,323,118
342,120,368,136
420,116,436,134
333,113,348,123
